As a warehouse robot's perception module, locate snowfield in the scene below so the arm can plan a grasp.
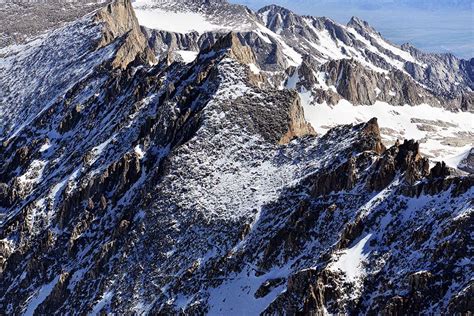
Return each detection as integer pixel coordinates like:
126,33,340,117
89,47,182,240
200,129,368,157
133,7,231,34
301,97,474,169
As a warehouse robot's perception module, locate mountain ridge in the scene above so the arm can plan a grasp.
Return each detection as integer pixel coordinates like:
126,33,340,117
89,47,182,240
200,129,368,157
0,0,472,314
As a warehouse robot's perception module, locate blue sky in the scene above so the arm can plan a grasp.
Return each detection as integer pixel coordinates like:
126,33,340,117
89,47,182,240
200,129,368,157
231,0,473,58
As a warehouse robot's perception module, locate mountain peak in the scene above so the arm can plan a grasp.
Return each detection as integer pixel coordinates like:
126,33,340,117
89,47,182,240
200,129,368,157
94,0,155,68
205,32,257,65
258,4,293,14
347,16,378,34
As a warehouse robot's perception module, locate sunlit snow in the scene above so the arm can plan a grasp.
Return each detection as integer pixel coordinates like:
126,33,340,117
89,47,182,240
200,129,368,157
133,1,232,34
330,234,372,282
301,96,474,169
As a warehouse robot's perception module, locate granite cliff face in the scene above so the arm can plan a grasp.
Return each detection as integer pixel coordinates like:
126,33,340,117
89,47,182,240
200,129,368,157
94,0,155,69
0,0,472,314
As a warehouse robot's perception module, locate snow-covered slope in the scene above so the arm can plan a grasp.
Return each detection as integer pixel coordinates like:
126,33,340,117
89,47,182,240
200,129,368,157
0,17,115,139
0,0,472,315
300,98,473,170
133,0,255,34
0,0,107,48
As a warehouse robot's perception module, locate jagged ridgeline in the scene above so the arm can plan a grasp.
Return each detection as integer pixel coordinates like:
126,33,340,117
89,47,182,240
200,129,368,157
0,0,472,314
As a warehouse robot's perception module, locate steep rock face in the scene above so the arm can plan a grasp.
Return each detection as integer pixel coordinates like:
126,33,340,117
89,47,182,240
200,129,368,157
403,44,474,94
278,93,316,144
205,32,257,65
319,59,437,106
94,0,155,69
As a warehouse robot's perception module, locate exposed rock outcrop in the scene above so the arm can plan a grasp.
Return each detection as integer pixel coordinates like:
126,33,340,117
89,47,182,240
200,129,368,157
278,93,316,144
94,0,155,69
210,32,257,65
320,59,437,106
459,148,474,174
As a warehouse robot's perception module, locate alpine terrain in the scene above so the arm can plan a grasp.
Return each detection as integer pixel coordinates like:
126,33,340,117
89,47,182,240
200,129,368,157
0,0,472,314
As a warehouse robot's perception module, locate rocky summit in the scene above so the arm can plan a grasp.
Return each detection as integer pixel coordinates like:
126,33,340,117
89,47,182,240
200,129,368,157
0,0,472,314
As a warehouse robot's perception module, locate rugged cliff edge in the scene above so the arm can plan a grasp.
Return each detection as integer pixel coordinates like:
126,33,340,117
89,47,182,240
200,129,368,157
94,0,155,69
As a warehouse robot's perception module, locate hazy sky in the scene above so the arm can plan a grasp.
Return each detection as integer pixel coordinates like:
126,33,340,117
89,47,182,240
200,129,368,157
231,0,473,58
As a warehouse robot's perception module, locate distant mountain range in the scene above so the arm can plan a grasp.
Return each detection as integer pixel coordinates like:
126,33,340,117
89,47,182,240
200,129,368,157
236,0,473,10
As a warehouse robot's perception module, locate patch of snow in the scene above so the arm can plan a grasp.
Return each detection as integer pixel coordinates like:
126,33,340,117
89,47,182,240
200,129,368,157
17,160,47,186
175,50,198,64
89,136,114,165
307,27,346,60
302,20,388,74
346,27,407,71
134,145,145,159
133,6,231,34
374,87,382,96
207,265,289,315
248,63,261,74
329,234,372,282
67,268,88,291
255,22,302,66
300,98,474,169
89,290,114,316
285,69,299,89
259,9,270,25
23,275,60,316
253,29,272,44
444,148,471,169
49,176,69,208
371,34,417,64
39,142,52,153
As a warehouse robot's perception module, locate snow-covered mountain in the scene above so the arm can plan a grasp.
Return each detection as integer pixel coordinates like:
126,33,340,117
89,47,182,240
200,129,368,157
0,0,472,314
134,0,474,168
